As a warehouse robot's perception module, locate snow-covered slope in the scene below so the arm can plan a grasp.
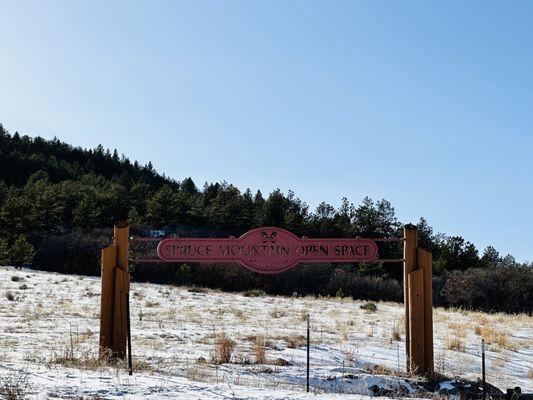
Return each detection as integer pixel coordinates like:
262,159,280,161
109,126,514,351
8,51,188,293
1,266,531,399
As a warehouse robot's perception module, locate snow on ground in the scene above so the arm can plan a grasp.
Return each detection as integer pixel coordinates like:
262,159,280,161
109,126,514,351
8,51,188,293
0,266,531,399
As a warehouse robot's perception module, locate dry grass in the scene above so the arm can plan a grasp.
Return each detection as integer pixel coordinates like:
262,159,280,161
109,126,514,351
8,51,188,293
52,348,152,372
253,335,266,364
284,334,306,349
269,309,287,318
474,325,515,351
448,322,468,338
446,337,465,352
1,267,531,396
390,324,401,342
214,334,235,364
186,365,211,381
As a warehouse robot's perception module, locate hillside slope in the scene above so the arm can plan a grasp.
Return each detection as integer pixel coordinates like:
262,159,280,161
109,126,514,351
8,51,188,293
1,266,531,398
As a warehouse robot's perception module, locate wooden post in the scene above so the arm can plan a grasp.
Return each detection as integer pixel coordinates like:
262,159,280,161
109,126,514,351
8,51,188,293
99,223,130,360
114,223,130,271
408,269,425,373
403,226,418,370
99,245,116,356
419,248,434,373
112,267,130,358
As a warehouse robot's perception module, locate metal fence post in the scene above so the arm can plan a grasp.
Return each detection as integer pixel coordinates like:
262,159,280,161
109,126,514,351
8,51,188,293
126,291,133,375
307,314,310,393
482,339,486,400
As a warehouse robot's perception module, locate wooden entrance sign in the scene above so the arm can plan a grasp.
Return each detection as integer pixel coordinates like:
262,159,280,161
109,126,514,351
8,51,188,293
158,227,378,274
99,223,433,374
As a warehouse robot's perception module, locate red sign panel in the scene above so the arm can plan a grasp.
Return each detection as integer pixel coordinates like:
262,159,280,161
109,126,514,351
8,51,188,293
157,227,378,274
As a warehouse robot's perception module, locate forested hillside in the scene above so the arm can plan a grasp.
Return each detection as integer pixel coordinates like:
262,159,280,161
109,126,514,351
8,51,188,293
0,125,531,312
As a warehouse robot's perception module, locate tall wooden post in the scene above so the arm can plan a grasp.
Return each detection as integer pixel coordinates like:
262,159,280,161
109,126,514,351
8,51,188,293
403,226,418,370
403,224,434,375
419,248,434,374
99,223,130,359
408,268,425,373
99,245,116,354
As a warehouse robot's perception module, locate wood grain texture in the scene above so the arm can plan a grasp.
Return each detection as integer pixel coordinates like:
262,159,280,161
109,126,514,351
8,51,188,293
403,227,418,369
408,268,425,373
99,245,116,356
419,248,434,373
114,225,130,272
112,267,130,358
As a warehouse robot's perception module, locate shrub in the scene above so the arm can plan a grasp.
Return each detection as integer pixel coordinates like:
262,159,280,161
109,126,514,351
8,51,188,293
33,229,111,276
441,266,533,313
175,264,192,285
215,335,235,364
326,269,403,302
0,238,10,265
11,234,35,266
10,276,21,282
360,301,377,312
5,291,15,301
187,286,207,294
243,289,266,297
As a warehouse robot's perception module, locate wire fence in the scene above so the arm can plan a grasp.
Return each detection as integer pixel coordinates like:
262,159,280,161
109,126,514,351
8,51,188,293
2,309,531,395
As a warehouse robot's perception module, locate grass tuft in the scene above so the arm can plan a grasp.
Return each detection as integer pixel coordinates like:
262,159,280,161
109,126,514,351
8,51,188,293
446,337,465,352
253,335,266,364
390,325,401,341
474,325,514,350
214,334,235,364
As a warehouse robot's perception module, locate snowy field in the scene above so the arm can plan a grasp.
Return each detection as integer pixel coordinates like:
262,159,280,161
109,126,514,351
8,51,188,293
0,265,531,399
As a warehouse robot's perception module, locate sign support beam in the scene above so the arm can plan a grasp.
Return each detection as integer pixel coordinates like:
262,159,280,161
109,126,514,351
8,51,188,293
99,223,130,360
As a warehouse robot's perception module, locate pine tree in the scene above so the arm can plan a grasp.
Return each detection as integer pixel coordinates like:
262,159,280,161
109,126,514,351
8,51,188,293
0,237,10,265
11,234,35,266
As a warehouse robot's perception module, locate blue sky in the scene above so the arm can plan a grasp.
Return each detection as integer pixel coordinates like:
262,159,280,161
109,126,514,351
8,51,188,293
1,1,532,261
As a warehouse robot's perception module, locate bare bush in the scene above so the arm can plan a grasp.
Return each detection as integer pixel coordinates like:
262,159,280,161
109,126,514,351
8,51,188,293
254,335,266,364
441,266,533,313
214,334,235,364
